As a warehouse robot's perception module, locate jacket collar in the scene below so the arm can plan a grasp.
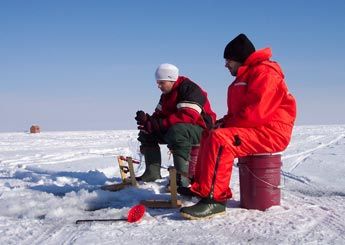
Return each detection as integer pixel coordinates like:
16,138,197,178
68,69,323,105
237,48,272,77
171,76,187,90
244,48,272,66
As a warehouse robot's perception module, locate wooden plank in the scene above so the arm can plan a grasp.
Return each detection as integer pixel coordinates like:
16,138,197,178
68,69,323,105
126,157,138,187
140,199,182,208
169,167,179,207
102,156,138,192
117,156,128,183
140,167,181,208
101,183,128,191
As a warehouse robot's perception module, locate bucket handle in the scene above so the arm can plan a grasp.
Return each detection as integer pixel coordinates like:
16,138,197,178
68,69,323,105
241,164,285,189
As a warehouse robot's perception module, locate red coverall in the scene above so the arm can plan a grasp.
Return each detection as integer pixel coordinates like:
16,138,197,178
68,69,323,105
191,48,297,202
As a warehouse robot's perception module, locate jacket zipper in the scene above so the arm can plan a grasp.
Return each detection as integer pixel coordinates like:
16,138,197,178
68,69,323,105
210,146,223,199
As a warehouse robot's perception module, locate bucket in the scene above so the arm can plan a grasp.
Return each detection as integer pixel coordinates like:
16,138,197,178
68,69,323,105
238,154,282,211
188,145,200,179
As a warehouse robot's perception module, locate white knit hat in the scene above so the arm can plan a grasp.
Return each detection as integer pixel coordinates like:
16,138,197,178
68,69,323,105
155,63,179,81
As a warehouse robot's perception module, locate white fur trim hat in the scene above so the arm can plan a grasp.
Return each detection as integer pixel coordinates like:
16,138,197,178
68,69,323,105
155,63,179,81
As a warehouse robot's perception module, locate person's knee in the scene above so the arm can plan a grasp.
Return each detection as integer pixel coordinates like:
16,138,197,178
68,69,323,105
167,124,188,135
207,128,239,154
165,124,189,144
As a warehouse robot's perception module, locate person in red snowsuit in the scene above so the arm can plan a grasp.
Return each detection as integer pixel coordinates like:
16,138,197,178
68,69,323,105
180,34,297,219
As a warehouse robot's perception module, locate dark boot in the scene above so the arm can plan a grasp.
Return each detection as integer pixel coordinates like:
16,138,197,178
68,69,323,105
180,198,226,220
173,154,190,188
177,186,200,198
136,146,162,182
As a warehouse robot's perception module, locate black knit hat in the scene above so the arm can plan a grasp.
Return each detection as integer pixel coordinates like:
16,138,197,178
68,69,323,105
223,33,255,63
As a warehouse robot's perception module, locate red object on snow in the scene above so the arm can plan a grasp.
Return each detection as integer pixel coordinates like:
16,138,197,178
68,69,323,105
127,204,146,223
75,204,146,224
238,154,282,211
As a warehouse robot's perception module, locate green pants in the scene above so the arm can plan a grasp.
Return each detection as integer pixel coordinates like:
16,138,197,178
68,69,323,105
138,123,203,161
137,123,203,186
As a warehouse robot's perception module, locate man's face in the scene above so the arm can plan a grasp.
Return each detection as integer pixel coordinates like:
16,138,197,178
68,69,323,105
156,80,174,94
225,59,242,76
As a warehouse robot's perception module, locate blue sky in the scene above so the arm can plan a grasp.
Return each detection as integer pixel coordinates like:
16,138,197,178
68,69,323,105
1,1,345,132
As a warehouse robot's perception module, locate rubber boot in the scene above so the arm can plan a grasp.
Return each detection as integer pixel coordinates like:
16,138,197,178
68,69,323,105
173,154,190,188
136,146,162,182
180,198,226,220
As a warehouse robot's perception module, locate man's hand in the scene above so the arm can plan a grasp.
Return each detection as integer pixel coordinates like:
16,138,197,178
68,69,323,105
135,110,148,125
135,111,161,134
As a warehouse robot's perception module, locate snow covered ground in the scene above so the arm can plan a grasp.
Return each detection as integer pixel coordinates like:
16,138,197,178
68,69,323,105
1,125,345,244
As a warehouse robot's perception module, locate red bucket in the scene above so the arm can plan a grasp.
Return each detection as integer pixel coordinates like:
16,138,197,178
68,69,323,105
188,145,200,179
238,154,282,211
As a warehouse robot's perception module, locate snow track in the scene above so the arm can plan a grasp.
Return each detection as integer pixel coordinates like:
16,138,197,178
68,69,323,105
284,190,345,243
284,132,345,173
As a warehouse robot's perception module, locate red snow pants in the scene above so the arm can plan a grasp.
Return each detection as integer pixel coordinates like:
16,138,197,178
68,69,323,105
191,122,293,202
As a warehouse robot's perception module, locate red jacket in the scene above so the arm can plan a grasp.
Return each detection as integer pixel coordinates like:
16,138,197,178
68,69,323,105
223,48,296,128
190,48,297,202
153,76,216,130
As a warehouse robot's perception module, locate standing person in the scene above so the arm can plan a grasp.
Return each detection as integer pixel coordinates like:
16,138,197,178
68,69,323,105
135,63,216,189
180,34,297,219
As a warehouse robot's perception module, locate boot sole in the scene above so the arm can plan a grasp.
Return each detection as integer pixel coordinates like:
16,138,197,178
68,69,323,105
180,210,226,220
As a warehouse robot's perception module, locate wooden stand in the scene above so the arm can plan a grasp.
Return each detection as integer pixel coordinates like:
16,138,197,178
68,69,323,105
102,156,138,191
140,167,182,208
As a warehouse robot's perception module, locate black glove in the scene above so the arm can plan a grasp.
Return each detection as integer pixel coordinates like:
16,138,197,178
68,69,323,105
135,110,148,125
137,115,161,134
